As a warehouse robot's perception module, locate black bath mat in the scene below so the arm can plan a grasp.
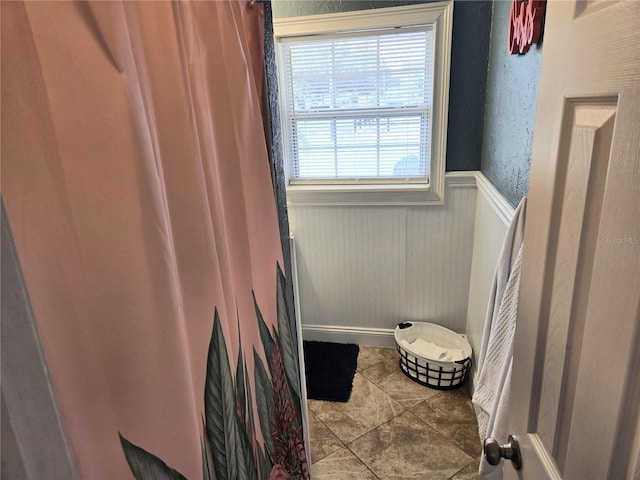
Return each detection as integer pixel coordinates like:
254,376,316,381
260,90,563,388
303,341,359,402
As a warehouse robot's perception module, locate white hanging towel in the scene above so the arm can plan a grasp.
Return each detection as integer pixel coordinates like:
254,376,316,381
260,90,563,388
472,197,526,480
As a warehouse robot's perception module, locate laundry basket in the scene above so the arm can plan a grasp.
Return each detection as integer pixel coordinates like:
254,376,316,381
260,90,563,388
394,321,472,390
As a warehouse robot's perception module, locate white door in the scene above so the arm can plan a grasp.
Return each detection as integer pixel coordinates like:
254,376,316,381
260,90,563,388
501,1,640,479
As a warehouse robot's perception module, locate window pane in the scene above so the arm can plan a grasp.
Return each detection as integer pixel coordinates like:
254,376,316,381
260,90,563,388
281,26,434,181
294,115,427,179
382,148,424,177
336,147,378,177
286,30,433,112
297,147,336,178
295,120,335,178
377,32,432,107
335,118,377,148
290,45,333,111
378,116,422,147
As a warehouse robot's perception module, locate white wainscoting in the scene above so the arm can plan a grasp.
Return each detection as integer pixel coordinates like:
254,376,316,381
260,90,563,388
465,172,515,391
289,173,477,347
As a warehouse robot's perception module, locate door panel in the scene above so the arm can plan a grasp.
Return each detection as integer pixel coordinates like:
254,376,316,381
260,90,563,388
507,1,640,479
538,99,615,460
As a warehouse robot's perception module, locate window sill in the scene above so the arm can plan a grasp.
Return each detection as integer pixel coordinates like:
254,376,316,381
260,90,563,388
286,182,444,206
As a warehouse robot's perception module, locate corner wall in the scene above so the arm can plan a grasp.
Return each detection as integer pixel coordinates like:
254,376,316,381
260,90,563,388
464,173,514,388
480,0,543,207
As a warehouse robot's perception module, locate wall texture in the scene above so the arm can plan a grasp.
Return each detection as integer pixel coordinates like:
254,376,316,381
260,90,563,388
272,0,492,172
480,0,543,206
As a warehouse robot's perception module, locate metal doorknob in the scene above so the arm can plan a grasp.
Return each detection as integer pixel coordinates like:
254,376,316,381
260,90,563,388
483,434,522,470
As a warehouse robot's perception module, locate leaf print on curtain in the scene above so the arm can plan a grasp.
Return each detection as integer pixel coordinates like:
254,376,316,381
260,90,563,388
120,266,309,480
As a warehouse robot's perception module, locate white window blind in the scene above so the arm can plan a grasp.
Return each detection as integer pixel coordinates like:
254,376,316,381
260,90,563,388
279,27,434,183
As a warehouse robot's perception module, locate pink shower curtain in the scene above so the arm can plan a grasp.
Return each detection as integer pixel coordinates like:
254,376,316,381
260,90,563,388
1,1,307,479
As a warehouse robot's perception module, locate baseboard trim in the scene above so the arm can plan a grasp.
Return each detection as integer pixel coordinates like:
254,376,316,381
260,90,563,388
474,172,515,226
301,324,397,347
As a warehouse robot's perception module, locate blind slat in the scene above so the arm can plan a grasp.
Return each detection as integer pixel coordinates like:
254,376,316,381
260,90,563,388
280,27,434,181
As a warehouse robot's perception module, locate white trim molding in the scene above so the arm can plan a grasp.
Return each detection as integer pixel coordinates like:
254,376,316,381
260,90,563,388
445,171,478,188
474,172,516,226
273,2,453,37
288,171,476,206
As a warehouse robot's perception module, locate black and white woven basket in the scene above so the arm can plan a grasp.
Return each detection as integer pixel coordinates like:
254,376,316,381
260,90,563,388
394,321,472,390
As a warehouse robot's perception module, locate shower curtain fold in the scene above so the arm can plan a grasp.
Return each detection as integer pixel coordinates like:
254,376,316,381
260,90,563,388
1,1,307,479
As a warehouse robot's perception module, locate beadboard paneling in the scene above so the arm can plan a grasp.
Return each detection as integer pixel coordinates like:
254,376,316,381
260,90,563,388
465,172,515,387
288,205,407,330
405,185,476,333
288,176,477,343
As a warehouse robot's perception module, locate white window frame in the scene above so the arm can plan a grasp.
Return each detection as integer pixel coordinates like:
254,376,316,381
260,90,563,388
273,1,453,206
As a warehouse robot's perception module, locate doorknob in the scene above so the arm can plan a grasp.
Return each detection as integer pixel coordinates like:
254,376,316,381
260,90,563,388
483,434,522,470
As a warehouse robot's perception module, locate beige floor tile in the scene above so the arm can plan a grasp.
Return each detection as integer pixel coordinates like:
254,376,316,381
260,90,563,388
307,411,343,463
308,373,404,444
448,458,481,480
307,343,482,479
349,410,472,480
357,346,398,372
360,357,441,408
311,447,378,480
410,387,482,457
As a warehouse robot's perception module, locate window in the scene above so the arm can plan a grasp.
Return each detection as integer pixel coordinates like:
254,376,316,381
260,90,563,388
274,2,453,205
281,29,432,180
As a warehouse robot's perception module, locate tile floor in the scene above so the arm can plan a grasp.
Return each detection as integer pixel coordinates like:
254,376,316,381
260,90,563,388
307,346,482,480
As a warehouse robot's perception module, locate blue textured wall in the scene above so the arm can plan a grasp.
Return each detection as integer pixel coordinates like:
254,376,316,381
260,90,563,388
273,0,420,16
480,0,543,206
272,0,492,172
